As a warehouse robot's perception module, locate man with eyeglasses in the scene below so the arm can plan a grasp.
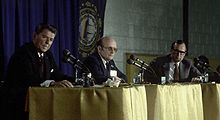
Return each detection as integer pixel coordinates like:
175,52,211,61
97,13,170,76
144,40,201,84
83,36,127,85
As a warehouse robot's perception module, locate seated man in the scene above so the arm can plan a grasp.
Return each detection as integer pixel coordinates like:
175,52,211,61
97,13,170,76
83,36,127,85
3,23,73,120
144,40,202,84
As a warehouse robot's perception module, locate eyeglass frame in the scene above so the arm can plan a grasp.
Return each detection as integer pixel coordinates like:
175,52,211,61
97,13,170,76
101,46,118,52
172,49,187,55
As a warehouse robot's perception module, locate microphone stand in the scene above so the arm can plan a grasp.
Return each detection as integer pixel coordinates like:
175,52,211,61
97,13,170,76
127,59,146,84
77,64,94,87
139,69,145,84
63,55,94,87
81,72,92,87
133,69,145,84
139,62,146,83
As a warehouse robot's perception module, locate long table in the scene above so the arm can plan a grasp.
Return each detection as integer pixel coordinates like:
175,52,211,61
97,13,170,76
201,84,220,120
27,84,220,120
28,85,147,120
145,84,203,120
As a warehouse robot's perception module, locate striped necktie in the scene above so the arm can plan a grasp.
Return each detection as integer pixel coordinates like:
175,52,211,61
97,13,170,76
174,63,180,81
169,65,174,81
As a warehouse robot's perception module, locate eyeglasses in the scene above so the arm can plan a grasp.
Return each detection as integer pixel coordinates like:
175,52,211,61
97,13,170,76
102,46,118,52
172,49,187,55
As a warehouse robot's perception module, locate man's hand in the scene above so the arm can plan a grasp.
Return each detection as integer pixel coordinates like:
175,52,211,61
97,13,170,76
50,80,73,87
191,77,202,83
104,76,121,87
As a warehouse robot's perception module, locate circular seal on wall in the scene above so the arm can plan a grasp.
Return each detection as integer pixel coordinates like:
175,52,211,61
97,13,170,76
79,1,102,57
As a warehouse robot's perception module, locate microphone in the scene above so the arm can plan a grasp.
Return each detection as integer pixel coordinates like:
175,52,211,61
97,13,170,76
63,49,90,73
127,59,147,70
63,57,75,65
194,57,210,68
127,57,159,82
130,54,149,67
63,49,83,65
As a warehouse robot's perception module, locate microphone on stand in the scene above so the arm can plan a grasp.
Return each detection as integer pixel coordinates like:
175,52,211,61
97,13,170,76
127,55,159,83
127,59,146,83
63,49,90,73
127,59,147,70
194,57,210,68
63,49,94,87
63,49,83,65
130,54,149,67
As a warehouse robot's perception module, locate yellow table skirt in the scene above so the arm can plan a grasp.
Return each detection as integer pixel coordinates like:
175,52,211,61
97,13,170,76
201,84,220,120
145,84,203,120
28,84,220,120
28,85,147,120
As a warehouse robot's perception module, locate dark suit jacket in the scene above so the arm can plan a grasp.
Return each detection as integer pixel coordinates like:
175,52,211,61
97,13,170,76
83,52,127,84
3,42,73,119
144,54,202,84
5,42,72,87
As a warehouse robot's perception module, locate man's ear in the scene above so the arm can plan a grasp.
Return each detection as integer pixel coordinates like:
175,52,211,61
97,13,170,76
97,46,102,52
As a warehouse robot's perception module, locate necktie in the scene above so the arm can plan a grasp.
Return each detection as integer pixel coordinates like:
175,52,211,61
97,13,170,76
106,62,111,76
174,63,179,81
39,54,44,79
168,65,174,81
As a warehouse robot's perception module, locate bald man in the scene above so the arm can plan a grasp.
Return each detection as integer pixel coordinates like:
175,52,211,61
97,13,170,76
83,36,127,84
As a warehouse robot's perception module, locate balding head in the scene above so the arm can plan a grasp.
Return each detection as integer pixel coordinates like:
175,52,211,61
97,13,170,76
96,36,118,61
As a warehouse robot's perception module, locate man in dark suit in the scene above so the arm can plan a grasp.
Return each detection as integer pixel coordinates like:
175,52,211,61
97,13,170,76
144,40,201,84
83,36,127,85
3,23,73,120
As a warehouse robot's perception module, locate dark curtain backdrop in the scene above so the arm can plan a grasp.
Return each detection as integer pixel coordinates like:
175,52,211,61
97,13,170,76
0,0,106,81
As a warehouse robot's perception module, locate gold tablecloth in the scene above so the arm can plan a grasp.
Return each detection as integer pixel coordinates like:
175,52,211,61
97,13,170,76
28,84,220,120
201,84,220,120
145,84,203,120
28,85,147,120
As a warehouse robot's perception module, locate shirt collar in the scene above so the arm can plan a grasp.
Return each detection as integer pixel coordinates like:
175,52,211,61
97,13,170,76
98,53,109,69
38,52,44,58
170,61,180,67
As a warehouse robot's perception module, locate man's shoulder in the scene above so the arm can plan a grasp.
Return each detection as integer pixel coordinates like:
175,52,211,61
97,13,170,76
12,42,33,56
181,58,193,66
83,52,103,69
85,52,100,60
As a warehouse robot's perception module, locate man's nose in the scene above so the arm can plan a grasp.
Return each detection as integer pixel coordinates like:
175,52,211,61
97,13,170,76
45,39,50,44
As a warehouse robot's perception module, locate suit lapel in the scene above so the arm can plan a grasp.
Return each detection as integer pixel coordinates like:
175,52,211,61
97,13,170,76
162,63,169,77
44,54,52,80
96,53,108,76
179,62,184,80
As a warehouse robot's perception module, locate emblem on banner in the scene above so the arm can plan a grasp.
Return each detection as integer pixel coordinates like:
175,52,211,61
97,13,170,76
79,1,102,57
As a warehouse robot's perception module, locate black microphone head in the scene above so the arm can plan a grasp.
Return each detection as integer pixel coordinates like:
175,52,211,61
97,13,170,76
63,49,77,60
127,59,134,64
130,54,136,60
194,57,199,62
198,55,209,64
204,62,210,67
63,49,75,64
63,49,71,56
